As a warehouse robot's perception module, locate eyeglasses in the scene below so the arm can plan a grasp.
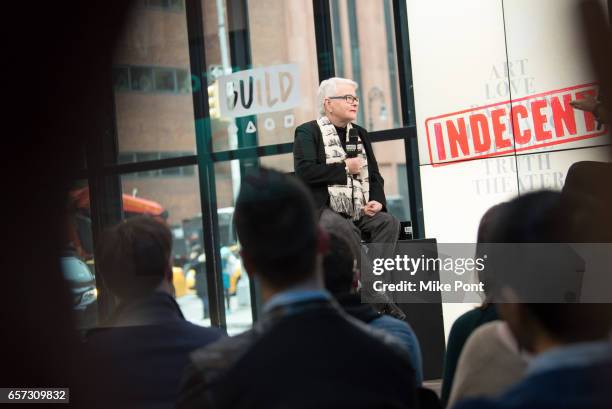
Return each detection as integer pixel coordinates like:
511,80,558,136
328,95,360,104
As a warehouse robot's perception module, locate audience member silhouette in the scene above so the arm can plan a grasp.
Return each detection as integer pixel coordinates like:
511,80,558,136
87,216,225,409
178,169,417,409
322,231,424,385
440,203,508,405
453,191,612,409
447,320,528,407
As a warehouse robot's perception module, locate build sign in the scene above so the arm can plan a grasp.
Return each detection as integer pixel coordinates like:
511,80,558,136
218,64,300,118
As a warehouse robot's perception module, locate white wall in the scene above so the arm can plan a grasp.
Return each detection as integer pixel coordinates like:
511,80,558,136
405,0,611,339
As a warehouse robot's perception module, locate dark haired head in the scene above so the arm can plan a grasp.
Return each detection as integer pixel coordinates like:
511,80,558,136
513,303,612,345
475,201,510,300
97,216,172,300
483,191,566,303
476,202,509,244
323,233,357,295
561,161,612,242
484,190,568,243
234,168,319,289
486,191,612,349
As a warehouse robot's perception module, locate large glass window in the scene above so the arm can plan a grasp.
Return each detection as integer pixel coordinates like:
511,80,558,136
65,181,97,329
202,0,319,153
111,3,197,163
259,152,293,173
81,0,420,331
372,140,411,222
119,166,213,325
330,0,402,131
214,160,254,335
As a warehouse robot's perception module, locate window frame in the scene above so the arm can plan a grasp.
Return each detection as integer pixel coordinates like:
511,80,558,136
80,0,424,330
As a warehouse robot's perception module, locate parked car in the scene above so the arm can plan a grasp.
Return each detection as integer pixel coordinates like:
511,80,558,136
60,254,98,328
60,256,97,311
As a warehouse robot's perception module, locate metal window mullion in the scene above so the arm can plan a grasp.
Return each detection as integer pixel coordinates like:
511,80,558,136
226,0,264,322
383,0,401,128
392,0,424,238
392,0,415,127
313,0,335,81
330,0,344,76
86,69,124,322
173,68,179,93
127,66,132,90
404,131,424,239
185,0,226,329
346,0,364,126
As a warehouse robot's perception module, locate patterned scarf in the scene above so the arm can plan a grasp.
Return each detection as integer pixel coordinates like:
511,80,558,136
317,116,369,220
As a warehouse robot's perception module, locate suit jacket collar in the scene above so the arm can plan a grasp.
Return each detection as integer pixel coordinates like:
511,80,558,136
106,291,185,327
335,293,381,323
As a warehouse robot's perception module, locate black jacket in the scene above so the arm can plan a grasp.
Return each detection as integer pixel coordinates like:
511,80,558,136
85,292,225,409
293,120,387,211
178,299,417,409
335,292,382,323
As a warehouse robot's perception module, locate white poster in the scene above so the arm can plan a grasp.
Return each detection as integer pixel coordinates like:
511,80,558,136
406,0,611,336
406,0,509,166
408,0,610,241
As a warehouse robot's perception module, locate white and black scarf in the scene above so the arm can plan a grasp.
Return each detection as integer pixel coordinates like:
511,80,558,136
317,116,369,220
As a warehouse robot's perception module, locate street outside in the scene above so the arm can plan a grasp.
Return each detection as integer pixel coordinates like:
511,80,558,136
177,293,253,336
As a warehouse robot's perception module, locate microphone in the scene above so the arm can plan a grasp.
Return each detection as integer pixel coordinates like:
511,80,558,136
346,128,360,158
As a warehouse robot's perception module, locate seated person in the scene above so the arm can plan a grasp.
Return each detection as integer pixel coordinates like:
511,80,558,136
177,169,417,409
323,231,424,385
447,321,528,407
453,191,612,409
86,216,225,409
441,203,507,405
294,76,404,319
293,77,400,266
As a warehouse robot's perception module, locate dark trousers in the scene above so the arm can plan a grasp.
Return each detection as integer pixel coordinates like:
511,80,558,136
319,207,405,319
319,207,400,267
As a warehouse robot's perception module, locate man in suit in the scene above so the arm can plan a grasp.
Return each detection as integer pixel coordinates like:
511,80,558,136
177,169,417,409
293,77,400,269
86,216,225,409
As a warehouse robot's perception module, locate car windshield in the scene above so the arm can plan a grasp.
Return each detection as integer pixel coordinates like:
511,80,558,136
61,257,93,282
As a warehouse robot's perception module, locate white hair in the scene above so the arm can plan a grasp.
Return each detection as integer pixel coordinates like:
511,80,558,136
317,77,359,116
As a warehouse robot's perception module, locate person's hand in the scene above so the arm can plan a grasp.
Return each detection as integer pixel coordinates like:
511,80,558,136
364,200,383,217
579,1,612,127
570,95,598,112
345,157,365,174
580,1,612,115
